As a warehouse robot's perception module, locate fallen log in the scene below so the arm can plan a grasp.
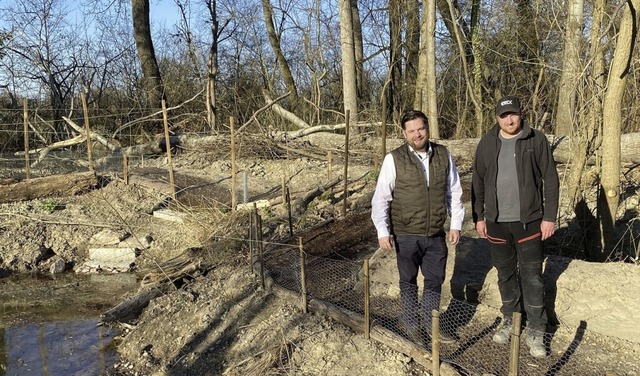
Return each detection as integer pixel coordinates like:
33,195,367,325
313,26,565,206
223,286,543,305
0,171,98,204
101,247,203,324
100,286,165,324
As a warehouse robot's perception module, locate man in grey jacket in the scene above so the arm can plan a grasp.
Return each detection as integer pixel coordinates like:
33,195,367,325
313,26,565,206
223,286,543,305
472,96,559,358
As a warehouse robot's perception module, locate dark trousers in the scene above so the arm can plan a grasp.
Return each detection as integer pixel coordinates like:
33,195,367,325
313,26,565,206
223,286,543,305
486,220,547,331
394,234,448,331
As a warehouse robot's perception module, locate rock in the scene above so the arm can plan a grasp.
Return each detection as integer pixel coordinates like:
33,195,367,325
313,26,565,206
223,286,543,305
49,256,66,274
91,229,130,245
153,209,186,223
120,234,153,250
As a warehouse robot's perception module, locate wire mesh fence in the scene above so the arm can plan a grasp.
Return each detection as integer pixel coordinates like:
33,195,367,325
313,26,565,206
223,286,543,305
258,238,640,376
0,151,146,180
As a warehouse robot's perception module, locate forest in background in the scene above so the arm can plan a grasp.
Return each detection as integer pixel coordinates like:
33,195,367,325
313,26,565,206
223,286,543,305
0,0,639,262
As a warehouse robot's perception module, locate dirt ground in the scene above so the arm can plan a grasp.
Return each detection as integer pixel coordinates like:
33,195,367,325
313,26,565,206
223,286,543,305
1,134,639,375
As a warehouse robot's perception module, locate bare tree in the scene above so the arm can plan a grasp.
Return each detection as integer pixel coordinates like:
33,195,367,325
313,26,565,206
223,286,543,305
598,0,639,260
339,0,358,132
261,0,299,105
204,0,224,132
445,0,482,137
2,0,85,140
414,0,439,138
351,0,364,99
564,0,606,261
131,0,166,111
555,0,584,137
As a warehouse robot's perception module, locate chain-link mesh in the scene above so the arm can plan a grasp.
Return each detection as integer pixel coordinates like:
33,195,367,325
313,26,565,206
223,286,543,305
260,245,640,376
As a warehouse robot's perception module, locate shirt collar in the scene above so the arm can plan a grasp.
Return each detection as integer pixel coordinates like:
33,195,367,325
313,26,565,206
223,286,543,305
407,142,432,157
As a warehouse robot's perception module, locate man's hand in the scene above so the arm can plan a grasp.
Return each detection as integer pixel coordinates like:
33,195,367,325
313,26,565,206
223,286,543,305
540,220,556,240
378,236,394,252
475,220,487,238
448,229,460,245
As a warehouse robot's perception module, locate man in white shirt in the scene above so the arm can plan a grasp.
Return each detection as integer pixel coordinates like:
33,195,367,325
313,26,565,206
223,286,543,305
371,110,465,343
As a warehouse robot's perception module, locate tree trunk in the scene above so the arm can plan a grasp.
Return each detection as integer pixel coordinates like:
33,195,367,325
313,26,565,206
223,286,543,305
565,0,605,261
555,0,584,137
205,0,219,132
0,172,97,204
598,0,640,260
339,0,359,132
424,0,439,138
405,0,420,108
445,0,482,137
261,0,299,104
470,0,483,137
351,0,364,99
131,0,166,112
388,0,402,118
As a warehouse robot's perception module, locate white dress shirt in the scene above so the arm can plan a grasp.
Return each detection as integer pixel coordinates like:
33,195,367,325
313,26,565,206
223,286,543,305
371,143,465,239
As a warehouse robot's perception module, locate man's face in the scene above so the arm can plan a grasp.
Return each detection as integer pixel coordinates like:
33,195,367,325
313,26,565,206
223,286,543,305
497,112,522,137
403,118,429,152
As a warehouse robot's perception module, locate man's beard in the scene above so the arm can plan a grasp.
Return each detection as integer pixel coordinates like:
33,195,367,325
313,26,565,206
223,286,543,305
409,138,427,151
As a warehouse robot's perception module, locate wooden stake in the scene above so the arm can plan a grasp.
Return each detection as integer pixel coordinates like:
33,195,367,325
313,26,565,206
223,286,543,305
381,92,387,159
22,98,30,180
327,151,332,181
230,116,237,210
299,237,307,313
257,213,265,289
342,109,350,217
81,92,94,172
364,259,370,339
248,210,254,274
508,312,523,376
242,170,248,203
286,186,293,236
123,155,129,185
432,309,441,376
161,100,176,201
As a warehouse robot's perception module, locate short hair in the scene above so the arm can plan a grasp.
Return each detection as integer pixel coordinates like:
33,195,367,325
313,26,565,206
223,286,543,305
400,110,429,130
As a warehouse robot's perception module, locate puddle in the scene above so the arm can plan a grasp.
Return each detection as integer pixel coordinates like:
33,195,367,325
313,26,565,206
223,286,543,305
0,273,139,375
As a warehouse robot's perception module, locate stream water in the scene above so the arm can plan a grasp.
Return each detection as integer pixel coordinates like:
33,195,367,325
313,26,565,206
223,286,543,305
0,273,139,376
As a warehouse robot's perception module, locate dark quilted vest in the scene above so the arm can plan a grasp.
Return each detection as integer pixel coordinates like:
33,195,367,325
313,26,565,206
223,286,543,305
389,143,449,236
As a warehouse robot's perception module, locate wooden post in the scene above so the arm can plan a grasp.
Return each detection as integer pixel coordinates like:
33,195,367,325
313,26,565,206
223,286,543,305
242,171,248,203
248,209,254,274
123,155,129,185
432,309,441,376
381,92,387,160
299,237,307,313
364,259,370,339
22,98,31,180
341,109,350,217
161,100,176,201
81,92,95,172
327,151,332,181
286,186,293,236
508,312,523,376
230,116,237,210
257,213,265,289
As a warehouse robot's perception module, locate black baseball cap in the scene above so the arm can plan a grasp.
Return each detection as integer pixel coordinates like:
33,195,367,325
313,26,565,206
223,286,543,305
495,96,521,116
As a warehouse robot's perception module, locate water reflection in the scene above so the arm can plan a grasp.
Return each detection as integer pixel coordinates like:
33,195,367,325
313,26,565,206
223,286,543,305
0,273,138,376
1,319,116,375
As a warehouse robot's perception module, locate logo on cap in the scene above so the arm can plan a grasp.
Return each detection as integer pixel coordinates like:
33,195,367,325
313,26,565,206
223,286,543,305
501,100,513,106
